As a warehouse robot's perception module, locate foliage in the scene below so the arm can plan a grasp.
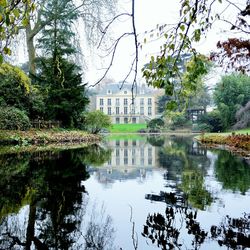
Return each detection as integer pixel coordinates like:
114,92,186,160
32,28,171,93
84,110,112,134
210,38,250,74
147,118,164,129
197,110,223,132
200,134,250,151
181,171,213,210
37,0,79,57
157,95,171,113
0,107,30,131
0,129,100,145
213,74,250,130
34,57,89,127
143,54,210,111
0,0,34,63
147,136,165,147
233,101,250,130
193,123,212,132
167,112,192,129
0,62,31,93
30,1,89,127
215,151,250,194
80,144,112,166
0,63,44,119
142,0,249,88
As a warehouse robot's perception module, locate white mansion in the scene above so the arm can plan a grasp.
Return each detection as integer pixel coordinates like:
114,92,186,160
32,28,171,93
92,83,163,124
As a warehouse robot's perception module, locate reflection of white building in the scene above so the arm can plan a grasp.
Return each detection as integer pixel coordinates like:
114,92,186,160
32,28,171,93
102,139,157,174
93,83,163,124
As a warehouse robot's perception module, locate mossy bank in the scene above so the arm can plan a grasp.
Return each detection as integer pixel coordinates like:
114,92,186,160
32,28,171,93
0,130,101,146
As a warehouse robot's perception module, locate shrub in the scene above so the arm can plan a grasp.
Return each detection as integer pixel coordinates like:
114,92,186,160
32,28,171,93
83,110,111,134
147,118,165,129
198,110,223,132
0,107,31,130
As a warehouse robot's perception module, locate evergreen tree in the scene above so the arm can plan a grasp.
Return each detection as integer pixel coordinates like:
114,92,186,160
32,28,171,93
33,0,89,127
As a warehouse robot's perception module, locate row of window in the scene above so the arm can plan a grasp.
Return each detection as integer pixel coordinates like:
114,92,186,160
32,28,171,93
99,98,152,106
100,107,152,116
115,148,153,157
107,157,153,166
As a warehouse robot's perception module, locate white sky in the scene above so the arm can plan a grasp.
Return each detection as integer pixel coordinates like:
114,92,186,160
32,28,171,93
85,0,247,85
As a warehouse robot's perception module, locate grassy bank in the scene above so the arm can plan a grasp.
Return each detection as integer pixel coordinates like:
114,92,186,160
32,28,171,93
109,123,147,133
198,128,250,152
0,129,101,145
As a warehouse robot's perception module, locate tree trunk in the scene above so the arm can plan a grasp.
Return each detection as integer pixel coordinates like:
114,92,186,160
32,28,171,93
25,203,36,250
25,23,36,75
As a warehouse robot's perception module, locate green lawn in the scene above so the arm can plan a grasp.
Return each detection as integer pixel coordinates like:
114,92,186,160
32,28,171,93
109,123,147,133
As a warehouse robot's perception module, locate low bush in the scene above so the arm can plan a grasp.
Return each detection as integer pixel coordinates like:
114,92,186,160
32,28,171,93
0,107,31,130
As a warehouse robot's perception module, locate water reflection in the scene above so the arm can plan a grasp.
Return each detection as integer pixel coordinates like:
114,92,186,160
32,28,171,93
0,145,114,249
0,136,250,250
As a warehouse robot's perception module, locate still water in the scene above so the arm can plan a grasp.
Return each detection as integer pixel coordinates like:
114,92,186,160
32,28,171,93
0,135,250,249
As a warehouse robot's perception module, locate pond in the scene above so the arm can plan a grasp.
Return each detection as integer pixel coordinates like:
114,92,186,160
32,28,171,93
0,135,250,249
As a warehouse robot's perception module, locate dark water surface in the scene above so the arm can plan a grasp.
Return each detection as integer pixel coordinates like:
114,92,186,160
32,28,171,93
0,135,250,249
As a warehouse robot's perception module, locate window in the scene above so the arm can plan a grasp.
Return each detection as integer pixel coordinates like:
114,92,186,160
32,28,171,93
115,98,119,106
108,107,111,115
140,148,144,157
124,98,128,105
132,158,136,165
116,158,120,165
108,159,112,165
140,98,144,105
124,158,128,165
108,98,111,105
132,117,136,123
124,117,128,123
124,149,128,157
148,148,152,157
132,140,137,146
100,107,103,112
116,140,120,146
132,148,136,156
148,158,152,165
148,98,152,105
116,107,119,114
124,107,128,114
124,140,128,146
124,91,127,94
116,117,120,124
100,98,104,106
116,149,120,157
140,107,144,115
148,107,152,116
140,158,144,166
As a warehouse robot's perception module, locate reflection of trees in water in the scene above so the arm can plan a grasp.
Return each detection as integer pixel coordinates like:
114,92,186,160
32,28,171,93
0,145,114,250
0,152,31,217
215,151,250,194
147,136,165,147
153,136,212,209
79,144,112,166
143,136,250,249
142,191,250,250
83,204,115,250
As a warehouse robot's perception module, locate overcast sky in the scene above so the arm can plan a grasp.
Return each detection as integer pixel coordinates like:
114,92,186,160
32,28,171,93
85,0,245,85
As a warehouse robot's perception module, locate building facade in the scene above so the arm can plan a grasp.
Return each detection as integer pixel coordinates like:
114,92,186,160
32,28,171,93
94,83,163,124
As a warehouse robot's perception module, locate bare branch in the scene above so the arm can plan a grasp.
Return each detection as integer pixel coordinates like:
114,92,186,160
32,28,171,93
97,12,132,48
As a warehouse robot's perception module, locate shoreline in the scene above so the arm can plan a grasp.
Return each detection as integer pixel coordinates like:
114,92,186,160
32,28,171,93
0,129,101,146
196,134,250,159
